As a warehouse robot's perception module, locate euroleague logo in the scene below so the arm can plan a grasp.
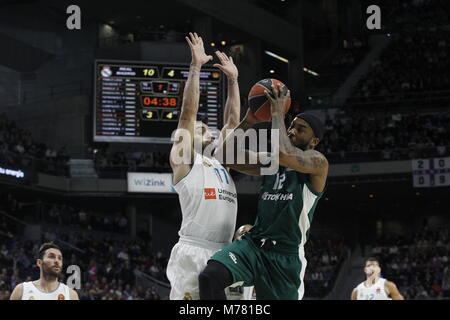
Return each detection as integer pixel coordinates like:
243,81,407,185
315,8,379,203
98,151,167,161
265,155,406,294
58,294,66,300
204,188,216,200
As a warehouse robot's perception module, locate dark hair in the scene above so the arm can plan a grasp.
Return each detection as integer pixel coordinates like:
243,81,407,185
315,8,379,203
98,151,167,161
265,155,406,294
295,113,325,140
37,242,62,260
366,257,381,267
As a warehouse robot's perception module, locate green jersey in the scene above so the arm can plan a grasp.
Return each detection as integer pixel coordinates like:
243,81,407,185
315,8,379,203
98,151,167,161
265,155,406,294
249,166,324,248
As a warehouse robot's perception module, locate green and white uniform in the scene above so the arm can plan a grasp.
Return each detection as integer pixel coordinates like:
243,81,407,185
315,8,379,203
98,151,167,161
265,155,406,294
211,166,324,300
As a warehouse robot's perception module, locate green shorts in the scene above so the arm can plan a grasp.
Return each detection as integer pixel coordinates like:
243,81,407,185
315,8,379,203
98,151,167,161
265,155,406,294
210,235,304,300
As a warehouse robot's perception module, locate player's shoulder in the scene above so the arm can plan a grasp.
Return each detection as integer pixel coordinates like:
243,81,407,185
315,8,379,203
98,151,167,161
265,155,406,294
383,279,396,288
69,287,79,300
355,281,365,289
10,282,25,300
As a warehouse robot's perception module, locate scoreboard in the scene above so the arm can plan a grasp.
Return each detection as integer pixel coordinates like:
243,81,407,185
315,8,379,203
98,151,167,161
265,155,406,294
93,60,224,143
412,157,450,188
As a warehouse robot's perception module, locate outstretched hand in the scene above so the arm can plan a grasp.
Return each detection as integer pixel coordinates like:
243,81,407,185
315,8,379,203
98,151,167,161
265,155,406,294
185,32,213,67
213,51,238,80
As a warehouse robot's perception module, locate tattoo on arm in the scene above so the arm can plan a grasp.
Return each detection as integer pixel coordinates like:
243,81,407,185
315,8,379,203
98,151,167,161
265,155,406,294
228,78,238,86
272,113,295,154
294,150,328,171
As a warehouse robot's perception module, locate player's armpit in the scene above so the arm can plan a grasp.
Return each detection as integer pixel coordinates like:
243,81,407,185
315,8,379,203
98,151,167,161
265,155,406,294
9,283,23,300
385,281,404,300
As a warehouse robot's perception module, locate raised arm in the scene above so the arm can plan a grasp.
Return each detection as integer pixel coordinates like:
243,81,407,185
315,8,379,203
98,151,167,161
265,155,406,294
265,85,328,192
170,32,212,185
213,51,241,145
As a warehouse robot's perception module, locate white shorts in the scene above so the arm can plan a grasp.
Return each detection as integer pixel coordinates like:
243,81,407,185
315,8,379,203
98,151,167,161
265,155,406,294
166,241,218,300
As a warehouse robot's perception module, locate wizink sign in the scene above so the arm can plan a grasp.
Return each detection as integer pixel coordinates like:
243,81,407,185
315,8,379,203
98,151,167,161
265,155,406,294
0,166,25,179
127,172,175,193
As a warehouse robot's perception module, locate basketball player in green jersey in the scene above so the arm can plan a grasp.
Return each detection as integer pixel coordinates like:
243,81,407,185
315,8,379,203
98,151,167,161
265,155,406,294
199,84,328,300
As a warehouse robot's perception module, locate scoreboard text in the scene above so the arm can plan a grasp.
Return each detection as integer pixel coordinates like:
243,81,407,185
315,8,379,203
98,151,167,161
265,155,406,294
93,60,224,143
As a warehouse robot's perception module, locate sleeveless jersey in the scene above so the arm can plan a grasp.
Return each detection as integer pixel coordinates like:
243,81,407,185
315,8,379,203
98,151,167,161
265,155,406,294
355,278,390,300
249,166,324,249
21,281,71,300
173,153,238,246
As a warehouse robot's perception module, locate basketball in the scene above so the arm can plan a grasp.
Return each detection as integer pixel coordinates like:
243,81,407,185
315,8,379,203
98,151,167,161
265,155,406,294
247,78,292,121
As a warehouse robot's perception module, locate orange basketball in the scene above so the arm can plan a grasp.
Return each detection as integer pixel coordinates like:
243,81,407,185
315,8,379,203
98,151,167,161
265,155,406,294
247,78,291,121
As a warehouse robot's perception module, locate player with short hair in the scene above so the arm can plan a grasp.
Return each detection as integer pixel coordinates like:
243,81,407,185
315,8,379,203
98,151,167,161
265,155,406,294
10,242,78,300
166,32,241,300
351,257,404,300
199,85,329,300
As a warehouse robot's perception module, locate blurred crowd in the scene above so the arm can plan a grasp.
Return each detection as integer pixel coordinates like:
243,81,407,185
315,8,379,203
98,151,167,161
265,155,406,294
332,38,367,69
352,29,450,101
0,194,169,300
364,0,450,30
0,113,69,175
94,147,171,177
371,226,450,300
319,110,449,162
40,203,129,235
304,236,349,298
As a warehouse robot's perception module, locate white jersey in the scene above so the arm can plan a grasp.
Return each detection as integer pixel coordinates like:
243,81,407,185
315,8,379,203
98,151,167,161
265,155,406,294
173,153,238,246
355,278,390,300
21,281,71,300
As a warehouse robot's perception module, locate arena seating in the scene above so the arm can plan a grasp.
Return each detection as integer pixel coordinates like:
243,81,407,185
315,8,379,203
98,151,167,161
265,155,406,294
370,225,450,300
319,109,450,163
304,235,350,299
0,112,69,176
0,195,169,300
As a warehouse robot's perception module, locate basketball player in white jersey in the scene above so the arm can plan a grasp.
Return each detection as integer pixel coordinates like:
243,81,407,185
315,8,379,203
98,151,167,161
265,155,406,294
10,243,78,300
351,257,404,300
166,32,241,300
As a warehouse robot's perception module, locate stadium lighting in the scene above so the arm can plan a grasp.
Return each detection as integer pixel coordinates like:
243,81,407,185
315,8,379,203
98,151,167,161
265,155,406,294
264,51,319,77
303,67,319,76
264,50,289,63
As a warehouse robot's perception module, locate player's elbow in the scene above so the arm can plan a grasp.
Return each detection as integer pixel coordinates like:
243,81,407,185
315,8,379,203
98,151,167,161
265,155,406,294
226,114,240,129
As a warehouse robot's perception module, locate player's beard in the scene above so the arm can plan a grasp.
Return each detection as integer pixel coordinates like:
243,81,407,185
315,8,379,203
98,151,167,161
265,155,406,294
42,262,61,281
296,137,313,151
